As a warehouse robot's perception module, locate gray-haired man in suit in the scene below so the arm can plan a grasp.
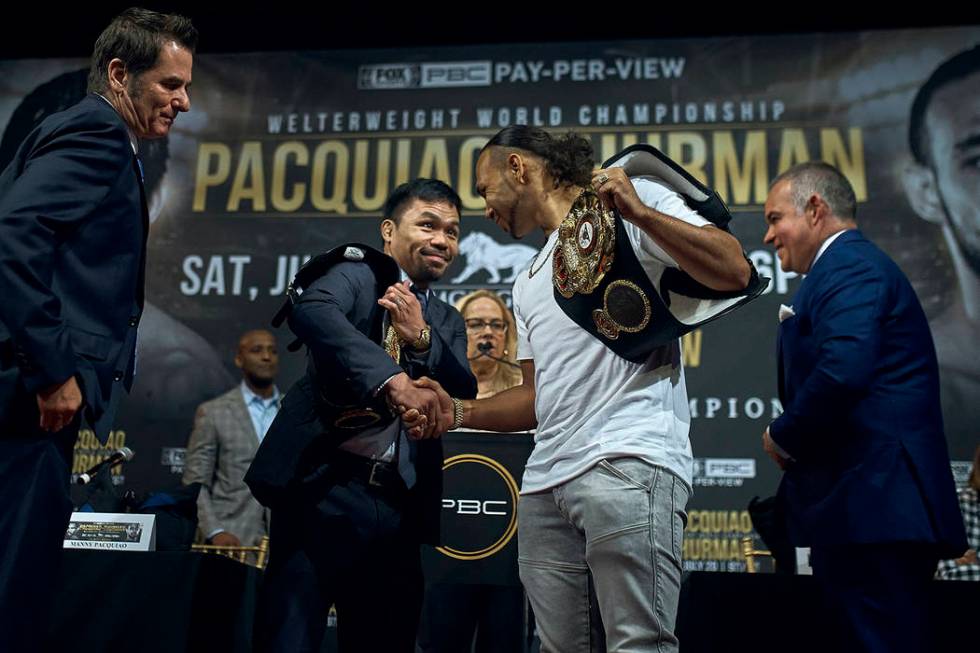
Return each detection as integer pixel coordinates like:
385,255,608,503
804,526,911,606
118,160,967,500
183,329,279,550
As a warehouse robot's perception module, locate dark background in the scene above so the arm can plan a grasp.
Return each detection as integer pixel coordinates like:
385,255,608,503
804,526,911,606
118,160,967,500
1,3,978,59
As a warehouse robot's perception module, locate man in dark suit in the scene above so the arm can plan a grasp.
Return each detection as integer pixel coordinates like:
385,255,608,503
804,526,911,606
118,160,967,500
0,67,236,494
0,8,196,648
762,161,967,652
246,178,478,653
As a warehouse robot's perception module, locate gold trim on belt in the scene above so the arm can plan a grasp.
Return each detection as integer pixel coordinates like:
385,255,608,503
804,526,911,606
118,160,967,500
592,279,652,340
553,189,616,298
554,189,654,341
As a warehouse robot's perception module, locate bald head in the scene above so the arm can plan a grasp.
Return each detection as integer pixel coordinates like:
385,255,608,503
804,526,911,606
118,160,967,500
235,330,278,393
238,329,274,353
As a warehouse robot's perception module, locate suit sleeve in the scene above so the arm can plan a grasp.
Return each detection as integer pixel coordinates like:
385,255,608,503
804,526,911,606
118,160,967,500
0,116,133,393
182,401,223,537
407,307,478,400
768,259,885,460
288,262,402,401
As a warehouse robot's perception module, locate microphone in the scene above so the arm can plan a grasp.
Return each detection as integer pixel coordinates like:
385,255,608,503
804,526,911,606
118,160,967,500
76,447,135,485
473,342,522,369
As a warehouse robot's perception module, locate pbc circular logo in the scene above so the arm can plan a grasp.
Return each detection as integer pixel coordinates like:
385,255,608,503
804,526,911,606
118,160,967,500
436,454,519,561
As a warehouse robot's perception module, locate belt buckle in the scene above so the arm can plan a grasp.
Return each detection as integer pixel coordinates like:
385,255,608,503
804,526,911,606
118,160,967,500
367,460,386,487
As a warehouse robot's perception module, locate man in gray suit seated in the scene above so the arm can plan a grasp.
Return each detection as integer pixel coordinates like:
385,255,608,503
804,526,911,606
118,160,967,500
182,329,279,550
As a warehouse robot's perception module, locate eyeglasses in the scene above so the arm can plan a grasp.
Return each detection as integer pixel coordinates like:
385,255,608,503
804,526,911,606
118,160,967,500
465,319,508,333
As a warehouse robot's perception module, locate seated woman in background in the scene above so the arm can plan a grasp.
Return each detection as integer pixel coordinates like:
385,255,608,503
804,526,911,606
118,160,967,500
456,289,522,399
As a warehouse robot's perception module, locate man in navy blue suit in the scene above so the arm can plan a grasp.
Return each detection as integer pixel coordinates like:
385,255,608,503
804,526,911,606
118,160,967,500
246,179,478,653
0,8,195,648
762,162,967,653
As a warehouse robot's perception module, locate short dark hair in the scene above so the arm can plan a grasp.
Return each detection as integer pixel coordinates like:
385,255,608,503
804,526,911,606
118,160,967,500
482,126,594,188
87,7,198,94
382,178,462,223
909,44,980,166
770,161,857,220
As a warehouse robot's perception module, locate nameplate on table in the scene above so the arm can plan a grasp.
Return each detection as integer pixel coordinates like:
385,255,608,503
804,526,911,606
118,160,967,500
63,512,156,551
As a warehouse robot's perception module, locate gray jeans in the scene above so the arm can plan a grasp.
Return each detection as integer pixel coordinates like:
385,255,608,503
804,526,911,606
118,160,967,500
518,457,689,653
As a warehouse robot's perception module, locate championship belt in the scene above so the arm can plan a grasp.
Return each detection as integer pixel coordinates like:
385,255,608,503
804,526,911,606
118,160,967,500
551,144,769,364
554,189,616,298
272,243,402,431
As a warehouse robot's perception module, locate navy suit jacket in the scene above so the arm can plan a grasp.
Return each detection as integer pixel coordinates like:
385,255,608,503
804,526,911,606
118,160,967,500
246,260,477,543
0,94,146,442
771,230,966,556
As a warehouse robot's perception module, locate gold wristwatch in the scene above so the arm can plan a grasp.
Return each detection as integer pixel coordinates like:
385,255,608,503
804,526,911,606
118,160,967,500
410,324,431,351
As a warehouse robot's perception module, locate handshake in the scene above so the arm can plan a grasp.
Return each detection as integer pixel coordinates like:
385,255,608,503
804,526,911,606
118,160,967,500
385,372,456,440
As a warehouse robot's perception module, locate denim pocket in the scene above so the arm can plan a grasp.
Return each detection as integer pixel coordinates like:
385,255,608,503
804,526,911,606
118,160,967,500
597,458,654,492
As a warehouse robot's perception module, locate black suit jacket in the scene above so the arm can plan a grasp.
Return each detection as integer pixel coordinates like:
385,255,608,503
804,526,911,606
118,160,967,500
246,260,477,543
0,94,146,442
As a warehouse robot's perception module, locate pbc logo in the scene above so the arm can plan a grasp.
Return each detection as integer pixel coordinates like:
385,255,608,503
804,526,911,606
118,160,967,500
442,499,508,516
437,454,519,561
702,458,756,479
420,62,491,88
358,61,491,90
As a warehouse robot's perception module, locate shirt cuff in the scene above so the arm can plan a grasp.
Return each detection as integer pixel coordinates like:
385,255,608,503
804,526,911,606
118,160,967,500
375,373,400,397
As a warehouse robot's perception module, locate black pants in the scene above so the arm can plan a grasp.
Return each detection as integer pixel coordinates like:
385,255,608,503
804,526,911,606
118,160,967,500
418,583,526,653
254,473,424,653
0,409,78,653
810,544,938,653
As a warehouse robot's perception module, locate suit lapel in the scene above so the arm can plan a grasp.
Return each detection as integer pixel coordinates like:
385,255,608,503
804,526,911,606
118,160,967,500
777,231,863,405
133,153,149,312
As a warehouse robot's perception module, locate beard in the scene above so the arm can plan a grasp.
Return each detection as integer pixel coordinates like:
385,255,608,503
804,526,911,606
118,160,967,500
245,371,276,389
413,247,450,283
